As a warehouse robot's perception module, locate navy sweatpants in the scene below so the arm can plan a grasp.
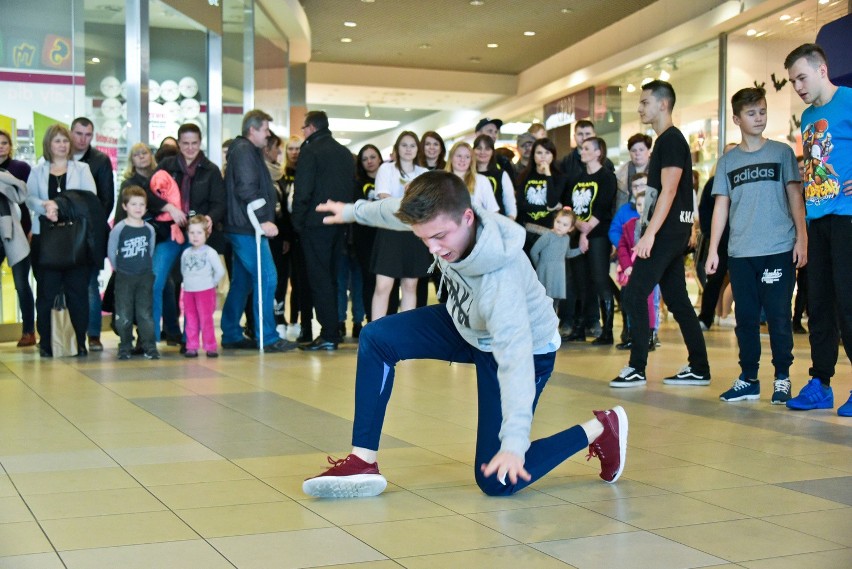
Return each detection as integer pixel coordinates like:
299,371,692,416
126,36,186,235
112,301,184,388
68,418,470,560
728,251,795,379
353,304,588,496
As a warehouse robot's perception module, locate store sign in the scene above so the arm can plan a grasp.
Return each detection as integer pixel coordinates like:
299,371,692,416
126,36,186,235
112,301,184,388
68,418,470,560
41,35,71,70
543,88,592,131
11,41,37,68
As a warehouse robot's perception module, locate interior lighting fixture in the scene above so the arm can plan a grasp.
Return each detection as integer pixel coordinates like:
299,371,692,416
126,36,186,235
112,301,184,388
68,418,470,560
746,28,757,36
659,69,670,81
361,0,375,3
626,83,636,93
524,31,536,36
328,118,399,132
641,77,654,86
419,43,431,49
818,0,829,4
755,31,768,37
779,14,791,21
364,104,371,118
90,57,100,63
560,8,573,14
340,37,353,43
470,1,484,5
344,21,357,27
487,43,498,48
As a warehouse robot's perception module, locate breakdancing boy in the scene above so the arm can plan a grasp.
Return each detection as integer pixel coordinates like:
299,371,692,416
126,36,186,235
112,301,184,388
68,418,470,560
303,170,627,498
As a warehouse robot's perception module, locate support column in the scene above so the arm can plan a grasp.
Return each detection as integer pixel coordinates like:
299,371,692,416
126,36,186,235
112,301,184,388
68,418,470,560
717,32,727,153
208,31,223,168
243,0,255,112
289,62,307,138
125,0,150,145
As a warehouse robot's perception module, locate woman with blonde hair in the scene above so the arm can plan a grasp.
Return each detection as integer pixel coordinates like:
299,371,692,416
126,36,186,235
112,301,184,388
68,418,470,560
116,142,157,222
26,124,97,356
445,141,499,213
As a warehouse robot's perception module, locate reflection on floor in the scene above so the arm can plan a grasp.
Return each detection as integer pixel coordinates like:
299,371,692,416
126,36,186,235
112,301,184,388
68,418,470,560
0,320,849,568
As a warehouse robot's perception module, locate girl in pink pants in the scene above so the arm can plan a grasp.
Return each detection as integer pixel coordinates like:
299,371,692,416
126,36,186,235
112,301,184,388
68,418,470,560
181,216,226,357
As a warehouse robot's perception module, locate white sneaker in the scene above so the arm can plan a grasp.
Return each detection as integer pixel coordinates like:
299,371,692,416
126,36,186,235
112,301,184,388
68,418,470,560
719,315,737,328
276,324,287,340
286,323,301,341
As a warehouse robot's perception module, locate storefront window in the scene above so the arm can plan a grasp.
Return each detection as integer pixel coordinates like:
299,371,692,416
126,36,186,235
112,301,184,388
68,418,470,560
726,0,848,156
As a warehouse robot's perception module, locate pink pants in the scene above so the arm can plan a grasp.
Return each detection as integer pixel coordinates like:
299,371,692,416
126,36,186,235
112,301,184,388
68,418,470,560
184,288,217,352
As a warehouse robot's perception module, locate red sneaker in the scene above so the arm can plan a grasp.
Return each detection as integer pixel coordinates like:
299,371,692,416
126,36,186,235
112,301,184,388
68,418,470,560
586,406,628,483
302,454,387,498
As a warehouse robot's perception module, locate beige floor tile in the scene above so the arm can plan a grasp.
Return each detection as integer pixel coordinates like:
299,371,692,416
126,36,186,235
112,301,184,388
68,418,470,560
421,442,476,464
0,495,35,523
536,474,672,503
414,484,566,514
11,467,141,496
125,460,253,486
148,479,287,509
764,507,852,547
0,449,117,474
531,531,727,569
100,379,196,398
655,518,845,562
0,553,65,569
707,455,848,484
24,487,167,520
469,503,638,543
0,522,54,557
739,548,852,569
0,475,17,497
398,544,576,569
40,511,198,551
583,493,747,530
795,450,852,473
59,540,235,569
209,527,386,569
300,488,453,525
108,443,224,466
342,515,517,558
626,465,764,493
652,441,773,464
176,500,332,538
372,446,460,469
86,428,197,449
234,452,332,478
685,485,847,517
380,461,474,490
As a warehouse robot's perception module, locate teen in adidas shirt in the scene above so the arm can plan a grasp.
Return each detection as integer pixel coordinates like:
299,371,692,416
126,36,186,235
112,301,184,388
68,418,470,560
706,87,806,405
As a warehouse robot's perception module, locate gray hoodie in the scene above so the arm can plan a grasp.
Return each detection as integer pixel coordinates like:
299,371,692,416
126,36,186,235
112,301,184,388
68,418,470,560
343,198,560,457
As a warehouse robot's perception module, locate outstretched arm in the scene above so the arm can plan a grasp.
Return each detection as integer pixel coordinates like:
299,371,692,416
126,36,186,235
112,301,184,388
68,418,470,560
316,198,411,231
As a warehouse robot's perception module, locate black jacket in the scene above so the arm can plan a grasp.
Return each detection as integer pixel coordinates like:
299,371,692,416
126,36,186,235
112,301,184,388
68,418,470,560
223,136,277,236
79,146,115,219
153,153,226,251
292,128,355,232
54,190,109,266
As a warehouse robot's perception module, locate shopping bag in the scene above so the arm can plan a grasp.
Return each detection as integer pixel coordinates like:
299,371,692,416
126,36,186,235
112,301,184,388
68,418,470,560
51,293,78,357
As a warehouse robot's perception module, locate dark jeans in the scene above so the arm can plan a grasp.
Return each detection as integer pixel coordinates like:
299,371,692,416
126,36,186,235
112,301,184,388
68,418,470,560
0,252,35,334
114,272,155,353
289,237,313,328
32,236,89,352
793,266,808,322
806,215,852,383
354,304,587,496
270,235,291,325
728,251,795,379
623,233,709,374
301,225,343,342
698,233,728,328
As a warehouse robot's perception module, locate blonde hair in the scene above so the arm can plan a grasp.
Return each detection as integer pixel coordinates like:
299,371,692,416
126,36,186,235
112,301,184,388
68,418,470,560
444,141,477,194
122,142,157,181
284,135,302,170
42,124,72,162
555,208,576,230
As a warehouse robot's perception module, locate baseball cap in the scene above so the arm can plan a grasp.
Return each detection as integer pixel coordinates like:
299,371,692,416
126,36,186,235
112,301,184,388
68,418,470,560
516,132,535,145
475,118,503,132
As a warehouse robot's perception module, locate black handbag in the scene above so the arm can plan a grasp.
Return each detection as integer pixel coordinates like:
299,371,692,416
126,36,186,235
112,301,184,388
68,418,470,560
38,215,89,270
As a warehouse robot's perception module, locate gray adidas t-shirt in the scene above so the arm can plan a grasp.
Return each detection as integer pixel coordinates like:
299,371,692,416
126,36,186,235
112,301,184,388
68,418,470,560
711,140,800,258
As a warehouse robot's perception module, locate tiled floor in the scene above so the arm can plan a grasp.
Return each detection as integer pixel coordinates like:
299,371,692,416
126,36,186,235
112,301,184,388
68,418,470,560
0,320,849,568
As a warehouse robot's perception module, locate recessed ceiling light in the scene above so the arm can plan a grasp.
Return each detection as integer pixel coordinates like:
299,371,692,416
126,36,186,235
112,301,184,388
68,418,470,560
755,31,767,37
779,14,791,21
470,1,484,5
818,0,829,4
340,37,353,43
487,43,498,48
659,69,670,81
404,108,411,112
361,0,375,3
419,43,431,49
90,57,100,63
524,31,536,36
344,21,357,27
626,83,636,93
470,57,481,63
560,8,573,14
746,29,757,36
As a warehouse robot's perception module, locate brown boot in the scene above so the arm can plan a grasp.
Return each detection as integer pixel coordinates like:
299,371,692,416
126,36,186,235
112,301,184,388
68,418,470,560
17,333,36,347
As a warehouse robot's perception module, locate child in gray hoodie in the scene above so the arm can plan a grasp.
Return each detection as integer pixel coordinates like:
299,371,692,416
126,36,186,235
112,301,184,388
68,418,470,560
302,171,628,498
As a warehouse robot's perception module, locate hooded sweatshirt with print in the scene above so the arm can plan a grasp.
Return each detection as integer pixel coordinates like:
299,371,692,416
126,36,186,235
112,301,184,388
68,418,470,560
341,198,560,458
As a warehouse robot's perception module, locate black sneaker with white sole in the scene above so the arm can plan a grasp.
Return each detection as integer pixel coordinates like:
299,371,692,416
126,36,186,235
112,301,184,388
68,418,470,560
609,366,647,388
663,365,710,386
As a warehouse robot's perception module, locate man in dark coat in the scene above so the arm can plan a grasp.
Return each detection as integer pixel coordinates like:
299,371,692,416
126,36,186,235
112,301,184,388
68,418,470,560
292,110,355,350
71,117,114,352
221,109,295,353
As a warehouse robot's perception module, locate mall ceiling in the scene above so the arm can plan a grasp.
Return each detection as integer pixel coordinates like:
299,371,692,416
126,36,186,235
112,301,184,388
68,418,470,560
298,0,657,75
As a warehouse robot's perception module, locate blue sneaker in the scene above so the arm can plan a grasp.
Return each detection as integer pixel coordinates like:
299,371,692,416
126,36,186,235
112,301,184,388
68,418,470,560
720,377,760,402
786,378,834,411
838,391,852,417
